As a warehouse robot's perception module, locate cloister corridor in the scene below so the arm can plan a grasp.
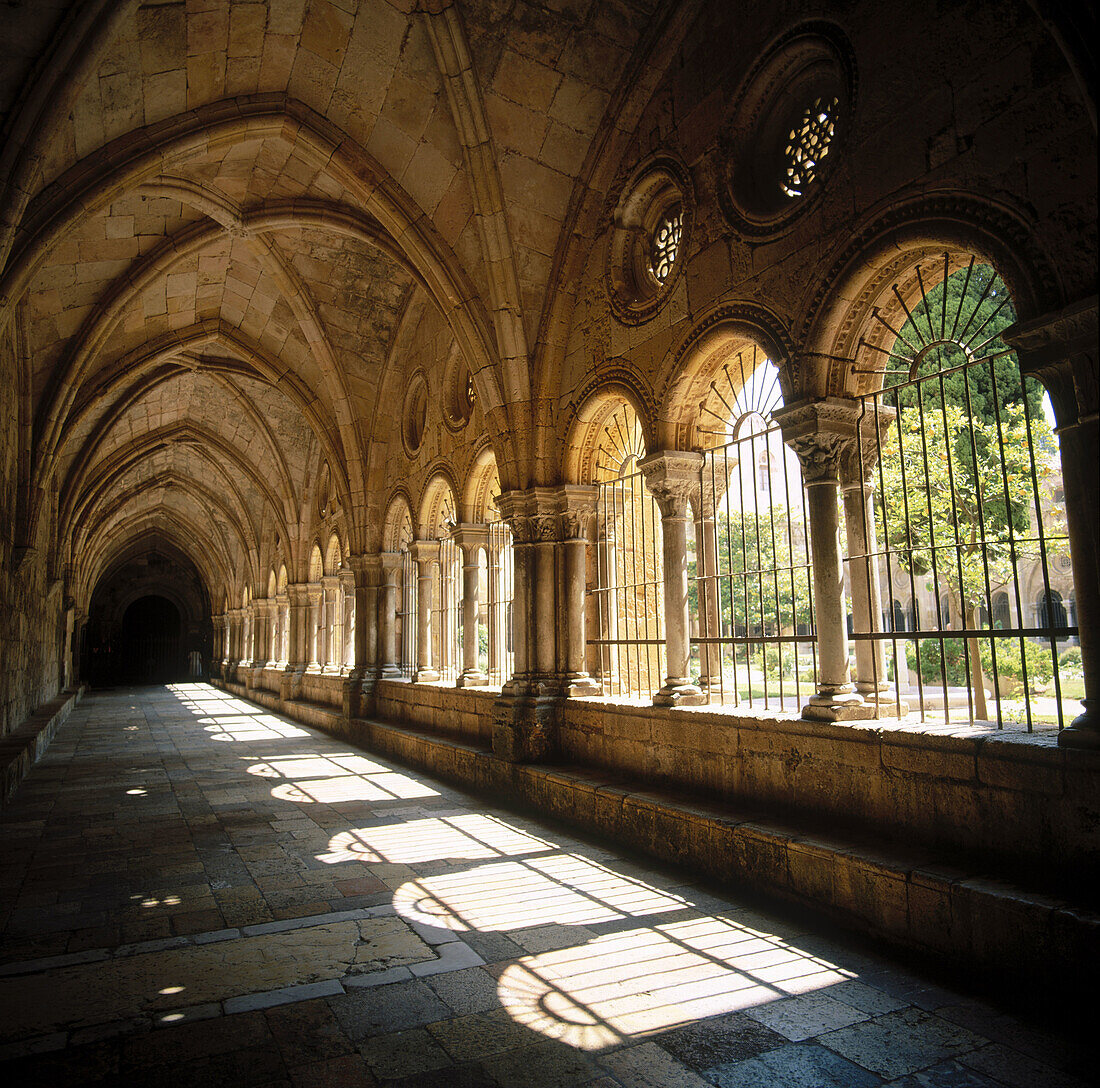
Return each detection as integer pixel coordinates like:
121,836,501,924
0,685,1088,1087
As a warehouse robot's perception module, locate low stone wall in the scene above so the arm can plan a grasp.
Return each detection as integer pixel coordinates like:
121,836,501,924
0,687,83,806
555,698,1099,885
374,679,496,747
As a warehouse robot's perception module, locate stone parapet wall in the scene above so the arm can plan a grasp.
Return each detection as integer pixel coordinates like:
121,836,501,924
556,699,1100,884
374,680,496,748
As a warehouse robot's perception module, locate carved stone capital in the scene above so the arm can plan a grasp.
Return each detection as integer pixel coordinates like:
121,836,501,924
774,397,868,485
553,484,598,542
638,451,703,518
410,540,440,566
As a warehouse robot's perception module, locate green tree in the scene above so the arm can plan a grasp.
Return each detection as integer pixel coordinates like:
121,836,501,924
876,262,1066,715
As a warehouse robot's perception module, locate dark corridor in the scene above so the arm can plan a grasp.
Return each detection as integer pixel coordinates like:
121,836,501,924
86,595,184,687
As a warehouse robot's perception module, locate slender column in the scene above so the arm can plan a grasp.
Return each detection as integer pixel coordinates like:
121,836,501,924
379,553,402,678
639,452,706,706
1006,298,1099,746
321,576,340,673
487,543,504,682
840,408,905,714
339,568,356,672
275,595,289,664
412,541,440,682
693,474,725,693
496,494,533,695
777,399,874,722
306,586,322,669
453,527,488,687
533,510,559,686
557,486,600,696
287,585,309,670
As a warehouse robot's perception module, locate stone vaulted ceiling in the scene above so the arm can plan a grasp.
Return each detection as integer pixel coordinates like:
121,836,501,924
0,0,662,610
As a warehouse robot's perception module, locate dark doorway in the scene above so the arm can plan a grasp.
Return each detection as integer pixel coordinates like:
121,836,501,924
114,596,183,685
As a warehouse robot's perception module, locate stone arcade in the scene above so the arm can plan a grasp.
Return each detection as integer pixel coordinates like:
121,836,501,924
0,0,1096,1084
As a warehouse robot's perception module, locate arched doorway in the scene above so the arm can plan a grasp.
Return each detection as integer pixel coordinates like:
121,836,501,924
117,596,183,685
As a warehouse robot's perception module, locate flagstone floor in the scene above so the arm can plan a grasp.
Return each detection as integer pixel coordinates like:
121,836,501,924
0,684,1090,1087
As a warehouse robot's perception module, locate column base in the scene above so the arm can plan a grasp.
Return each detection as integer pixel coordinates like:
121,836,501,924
380,664,403,680
457,671,488,688
563,674,600,697
413,668,440,683
855,684,909,717
1057,701,1100,748
803,690,876,722
653,680,706,707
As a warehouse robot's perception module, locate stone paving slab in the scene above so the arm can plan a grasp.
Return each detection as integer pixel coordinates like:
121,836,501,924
0,685,1092,1086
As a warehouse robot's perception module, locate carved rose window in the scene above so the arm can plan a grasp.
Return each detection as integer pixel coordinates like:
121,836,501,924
781,96,838,198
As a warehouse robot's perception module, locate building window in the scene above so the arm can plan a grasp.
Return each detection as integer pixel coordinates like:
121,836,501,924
649,206,682,284
781,96,838,198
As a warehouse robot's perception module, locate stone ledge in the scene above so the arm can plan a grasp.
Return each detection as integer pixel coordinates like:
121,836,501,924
0,687,83,807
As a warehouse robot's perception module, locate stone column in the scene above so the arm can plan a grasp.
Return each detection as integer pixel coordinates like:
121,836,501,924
342,555,379,719
453,526,488,687
339,567,356,673
776,399,874,722
379,553,402,679
639,452,707,706
533,505,560,691
275,595,289,664
307,586,322,670
412,541,440,682
496,493,533,696
1005,298,1099,747
322,575,341,673
839,407,905,713
693,472,726,694
556,486,600,696
281,584,309,700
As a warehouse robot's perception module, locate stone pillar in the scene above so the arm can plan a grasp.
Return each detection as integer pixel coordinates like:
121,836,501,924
693,473,725,694
275,595,289,664
776,399,874,722
322,575,341,673
281,584,309,700
379,553,402,679
307,586,322,670
839,407,904,714
342,555,379,719
533,507,560,689
492,491,554,763
453,526,488,688
412,541,440,682
1005,298,1099,747
496,494,533,695
639,452,707,706
339,567,356,673
557,486,600,696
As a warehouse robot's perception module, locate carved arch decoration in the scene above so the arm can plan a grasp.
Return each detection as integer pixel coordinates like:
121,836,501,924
419,473,460,541
563,384,651,485
462,441,501,524
308,544,324,583
560,369,656,485
656,301,796,450
381,492,415,554
324,533,343,577
799,192,1065,397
